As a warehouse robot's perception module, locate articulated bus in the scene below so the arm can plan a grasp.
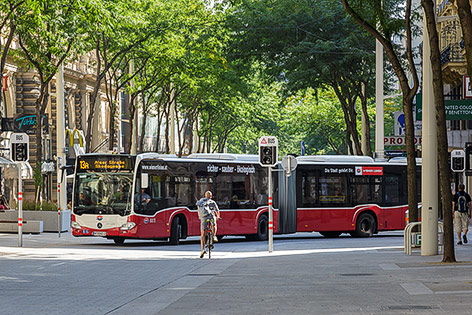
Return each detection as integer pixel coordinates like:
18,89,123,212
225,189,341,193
71,153,418,244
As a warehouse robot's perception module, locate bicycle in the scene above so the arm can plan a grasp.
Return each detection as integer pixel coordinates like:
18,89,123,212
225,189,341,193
204,217,215,259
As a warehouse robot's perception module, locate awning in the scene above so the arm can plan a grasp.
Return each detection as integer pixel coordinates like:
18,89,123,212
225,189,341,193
0,156,16,167
3,160,33,179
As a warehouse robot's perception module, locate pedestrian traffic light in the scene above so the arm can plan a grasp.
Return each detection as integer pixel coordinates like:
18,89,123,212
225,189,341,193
466,142,472,172
258,136,278,167
259,146,275,166
11,143,28,162
451,149,465,172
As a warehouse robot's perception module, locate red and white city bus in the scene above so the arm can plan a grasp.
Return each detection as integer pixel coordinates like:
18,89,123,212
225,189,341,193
71,153,418,244
286,155,421,237
71,153,276,244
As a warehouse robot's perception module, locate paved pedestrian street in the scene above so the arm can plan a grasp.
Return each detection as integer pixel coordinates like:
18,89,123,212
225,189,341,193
1,231,472,314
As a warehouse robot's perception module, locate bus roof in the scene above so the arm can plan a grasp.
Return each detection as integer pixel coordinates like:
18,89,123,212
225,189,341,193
296,155,375,164
136,152,260,164
187,153,259,162
296,155,422,166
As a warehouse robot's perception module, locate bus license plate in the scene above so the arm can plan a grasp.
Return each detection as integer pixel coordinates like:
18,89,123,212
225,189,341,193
93,231,107,236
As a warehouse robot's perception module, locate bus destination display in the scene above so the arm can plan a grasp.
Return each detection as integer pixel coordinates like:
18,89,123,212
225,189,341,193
78,156,133,172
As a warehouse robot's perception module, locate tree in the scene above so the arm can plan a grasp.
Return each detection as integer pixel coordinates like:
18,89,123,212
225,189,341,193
422,0,455,262
226,0,376,156
83,0,173,152
282,87,350,155
0,0,24,108
340,0,420,227
16,0,91,201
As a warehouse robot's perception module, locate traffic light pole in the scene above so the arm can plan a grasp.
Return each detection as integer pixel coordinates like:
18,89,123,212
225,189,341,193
17,163,23,247
268,166,273,253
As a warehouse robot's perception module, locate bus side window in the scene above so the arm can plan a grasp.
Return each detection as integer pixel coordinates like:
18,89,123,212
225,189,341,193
319,175,348,205
302,172,318,206
384,175,400,205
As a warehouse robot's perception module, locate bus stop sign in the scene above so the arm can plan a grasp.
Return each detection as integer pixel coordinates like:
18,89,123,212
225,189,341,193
282,155,297,176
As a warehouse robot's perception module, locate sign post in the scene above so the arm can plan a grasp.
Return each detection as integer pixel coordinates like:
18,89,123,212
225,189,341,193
259,136,278,253
17,162,23,247
10,133,28,247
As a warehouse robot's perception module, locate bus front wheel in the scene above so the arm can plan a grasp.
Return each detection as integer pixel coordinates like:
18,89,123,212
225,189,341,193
351,213,376,237
169,217,182,245
113,237,125,245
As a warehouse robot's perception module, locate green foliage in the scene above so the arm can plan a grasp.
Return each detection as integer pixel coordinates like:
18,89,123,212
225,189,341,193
281,87,347,155
11,0,385,160
22,200,57,211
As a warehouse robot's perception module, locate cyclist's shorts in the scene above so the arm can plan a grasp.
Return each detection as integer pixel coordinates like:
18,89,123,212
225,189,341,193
200,215,215,231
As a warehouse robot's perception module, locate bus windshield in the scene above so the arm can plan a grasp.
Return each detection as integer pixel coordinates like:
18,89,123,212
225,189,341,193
73,172,133,216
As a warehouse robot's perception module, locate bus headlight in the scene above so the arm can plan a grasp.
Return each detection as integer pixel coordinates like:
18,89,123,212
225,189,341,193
120,222,136,230
71,221,81,229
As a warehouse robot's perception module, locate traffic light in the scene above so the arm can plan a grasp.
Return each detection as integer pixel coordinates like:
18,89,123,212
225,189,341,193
466,142,472,172
12,143,28,162
259,146,277,166
451,149,465,172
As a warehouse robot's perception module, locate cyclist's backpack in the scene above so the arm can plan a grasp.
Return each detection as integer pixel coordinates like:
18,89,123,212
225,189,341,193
197,199,212,219
457,192,468,213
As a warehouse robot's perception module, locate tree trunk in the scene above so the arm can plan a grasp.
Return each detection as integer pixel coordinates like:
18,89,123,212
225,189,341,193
360,83,372,156
0,20,15,107
139,93,147,153
423,0,455,263
403,95,418,224
107,104,116,151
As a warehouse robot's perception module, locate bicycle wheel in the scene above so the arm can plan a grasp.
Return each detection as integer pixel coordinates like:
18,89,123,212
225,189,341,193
207,230,212,259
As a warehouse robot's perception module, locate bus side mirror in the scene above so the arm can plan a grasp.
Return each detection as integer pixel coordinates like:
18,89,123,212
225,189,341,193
141,173,149,189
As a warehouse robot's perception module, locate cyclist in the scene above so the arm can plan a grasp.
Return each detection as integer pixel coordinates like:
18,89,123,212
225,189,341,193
196,191,220,258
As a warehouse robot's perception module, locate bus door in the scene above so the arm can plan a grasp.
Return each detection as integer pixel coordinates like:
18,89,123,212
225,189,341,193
382,171,406,229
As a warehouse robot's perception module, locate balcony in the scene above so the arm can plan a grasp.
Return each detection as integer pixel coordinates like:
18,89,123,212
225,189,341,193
440,20,466,84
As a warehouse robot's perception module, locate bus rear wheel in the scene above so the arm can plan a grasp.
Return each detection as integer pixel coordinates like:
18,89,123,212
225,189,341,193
351,213,376,237
319,231,342,238
169,217,182,245
256,214,268,241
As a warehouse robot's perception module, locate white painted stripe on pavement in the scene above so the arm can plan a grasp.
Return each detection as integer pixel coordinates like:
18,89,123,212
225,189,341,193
0,245,403,261
401,282,434,295
379,263,400,270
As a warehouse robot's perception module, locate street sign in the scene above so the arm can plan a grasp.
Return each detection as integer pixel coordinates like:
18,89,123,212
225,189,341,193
451,149,465,172
416,94,472,120
10,133,29,162
258,136,278,167
281,155,297,176
384,136,422,146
